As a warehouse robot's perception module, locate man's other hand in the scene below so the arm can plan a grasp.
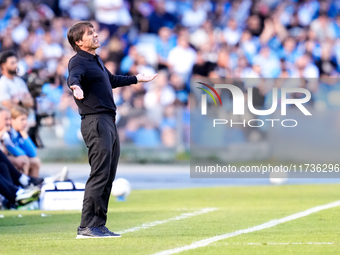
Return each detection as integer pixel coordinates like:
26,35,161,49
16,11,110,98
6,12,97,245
136,74,158,83
70,85,84,100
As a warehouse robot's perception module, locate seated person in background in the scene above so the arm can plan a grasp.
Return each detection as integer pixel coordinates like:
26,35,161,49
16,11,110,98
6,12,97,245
0,109,43,208
0,106,67,195
2,106,40,177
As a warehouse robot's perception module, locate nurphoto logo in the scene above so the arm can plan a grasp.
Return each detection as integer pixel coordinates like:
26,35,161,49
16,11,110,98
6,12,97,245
197,82,312,128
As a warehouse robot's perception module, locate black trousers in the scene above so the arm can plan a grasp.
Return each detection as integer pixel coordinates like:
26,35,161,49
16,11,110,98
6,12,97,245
0,150,22,203
80,114,120,228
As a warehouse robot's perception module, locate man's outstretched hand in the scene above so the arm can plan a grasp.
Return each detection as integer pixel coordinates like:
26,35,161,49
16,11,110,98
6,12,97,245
70,85,84,100
136,74,158,82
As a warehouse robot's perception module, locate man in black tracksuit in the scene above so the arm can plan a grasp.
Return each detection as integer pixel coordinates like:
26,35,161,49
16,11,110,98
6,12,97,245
67,21,157,239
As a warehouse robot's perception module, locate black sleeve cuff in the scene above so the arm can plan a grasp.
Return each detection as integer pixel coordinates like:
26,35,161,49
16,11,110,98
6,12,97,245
67,76,83,90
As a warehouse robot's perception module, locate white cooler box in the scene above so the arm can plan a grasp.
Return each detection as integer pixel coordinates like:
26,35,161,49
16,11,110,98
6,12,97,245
40,181,85,211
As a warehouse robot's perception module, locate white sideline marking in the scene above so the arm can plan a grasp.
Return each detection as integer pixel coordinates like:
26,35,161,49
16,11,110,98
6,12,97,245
226,242,337,245
117,208,218,234
152,200,340,255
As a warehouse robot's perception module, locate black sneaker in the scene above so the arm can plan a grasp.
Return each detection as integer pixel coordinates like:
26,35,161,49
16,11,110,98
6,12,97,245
29,177,44,187
76,227,112,239
98,225,121,238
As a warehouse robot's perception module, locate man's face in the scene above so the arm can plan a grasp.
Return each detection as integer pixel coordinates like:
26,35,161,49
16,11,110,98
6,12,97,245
76,27,100,52
0,110,11,132
2,56,18,75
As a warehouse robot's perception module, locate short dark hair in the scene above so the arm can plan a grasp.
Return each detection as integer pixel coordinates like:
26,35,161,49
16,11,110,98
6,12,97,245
0,51,16,66
67,21,94,52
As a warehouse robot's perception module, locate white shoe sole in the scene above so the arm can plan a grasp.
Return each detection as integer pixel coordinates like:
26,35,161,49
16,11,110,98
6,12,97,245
76,235,121,239
16,190,41,205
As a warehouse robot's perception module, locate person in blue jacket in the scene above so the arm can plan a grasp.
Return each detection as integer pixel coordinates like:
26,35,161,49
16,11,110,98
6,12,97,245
2,106,41,177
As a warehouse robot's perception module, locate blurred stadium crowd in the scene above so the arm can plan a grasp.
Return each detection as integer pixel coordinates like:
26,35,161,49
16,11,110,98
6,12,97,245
0,0,340,148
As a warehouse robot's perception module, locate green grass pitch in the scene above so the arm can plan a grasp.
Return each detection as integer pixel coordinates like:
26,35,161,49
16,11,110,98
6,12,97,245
1,184,340,255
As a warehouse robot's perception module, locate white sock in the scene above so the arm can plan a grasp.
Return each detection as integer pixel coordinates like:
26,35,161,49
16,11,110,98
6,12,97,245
19,175,30,186
43,177,54,184
16,188,25,197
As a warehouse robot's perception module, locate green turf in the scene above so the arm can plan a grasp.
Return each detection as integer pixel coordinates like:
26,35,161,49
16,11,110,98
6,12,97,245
1,184,340,255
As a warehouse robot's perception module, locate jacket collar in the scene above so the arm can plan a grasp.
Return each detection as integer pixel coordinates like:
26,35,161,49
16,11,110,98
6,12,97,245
77,49,98,60
77,50,104,70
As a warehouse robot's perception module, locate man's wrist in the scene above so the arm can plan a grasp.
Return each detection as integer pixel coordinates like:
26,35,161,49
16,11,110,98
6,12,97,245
70,85,82,89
